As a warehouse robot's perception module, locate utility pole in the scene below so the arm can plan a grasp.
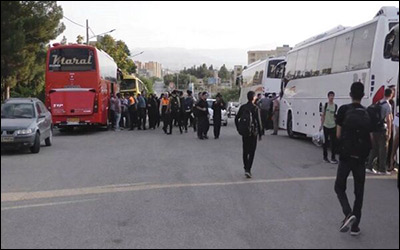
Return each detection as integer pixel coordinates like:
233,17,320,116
86,19,89,45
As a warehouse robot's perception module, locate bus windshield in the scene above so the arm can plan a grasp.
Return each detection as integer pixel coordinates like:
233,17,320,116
49,48,96,72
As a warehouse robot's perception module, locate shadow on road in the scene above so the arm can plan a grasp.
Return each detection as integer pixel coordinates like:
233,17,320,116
54,126,108,137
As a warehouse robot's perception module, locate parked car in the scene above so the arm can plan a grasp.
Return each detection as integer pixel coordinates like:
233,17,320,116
1,98,53,153
207,99,228,126
228,102,240,118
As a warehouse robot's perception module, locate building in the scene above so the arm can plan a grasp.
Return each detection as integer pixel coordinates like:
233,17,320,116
145,61,162,79
233,65,243,87
247,45,291,65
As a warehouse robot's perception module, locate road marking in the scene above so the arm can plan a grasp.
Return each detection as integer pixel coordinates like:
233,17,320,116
1,176,395,202
1,199,97,211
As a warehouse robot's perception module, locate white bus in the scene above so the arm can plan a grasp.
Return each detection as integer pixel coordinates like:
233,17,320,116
239,57,285,104
279,7,399,138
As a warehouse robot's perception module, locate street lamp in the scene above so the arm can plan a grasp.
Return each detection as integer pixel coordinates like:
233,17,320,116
128,51,144,58
86,19,116,44
89,29,116,40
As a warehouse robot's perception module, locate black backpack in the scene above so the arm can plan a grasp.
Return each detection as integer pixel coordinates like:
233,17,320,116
237,108,256,137
340,105,372,159
184,97,193,112
367,102,385,132
171,97,180,113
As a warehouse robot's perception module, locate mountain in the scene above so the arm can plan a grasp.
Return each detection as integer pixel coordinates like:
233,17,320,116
130,47,248,70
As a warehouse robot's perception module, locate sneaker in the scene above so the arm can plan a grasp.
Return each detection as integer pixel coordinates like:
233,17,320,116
365,168,374,174
330,159,339,164
372,169,381,175
245,172,252,179
350,226,361,236
324,158,330,163
339,215,356,233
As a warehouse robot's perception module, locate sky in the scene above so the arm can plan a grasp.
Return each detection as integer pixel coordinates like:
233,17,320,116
52,1,399,67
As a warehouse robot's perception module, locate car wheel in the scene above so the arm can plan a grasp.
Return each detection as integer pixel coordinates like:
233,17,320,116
45,129,53,147
30,133,41,154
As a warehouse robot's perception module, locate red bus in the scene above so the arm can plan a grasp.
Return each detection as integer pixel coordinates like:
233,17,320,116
45,44,121,128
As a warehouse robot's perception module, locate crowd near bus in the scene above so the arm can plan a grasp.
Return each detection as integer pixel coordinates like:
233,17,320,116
1,5,399,240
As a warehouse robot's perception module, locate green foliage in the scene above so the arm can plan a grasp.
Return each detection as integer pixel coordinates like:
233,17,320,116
218,64,230,81
139,76,154,94
95,35,136,75
1,1,65,101
215,87,240,102
163,73,197,90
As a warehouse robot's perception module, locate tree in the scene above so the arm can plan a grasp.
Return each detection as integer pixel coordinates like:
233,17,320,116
1,1,65,101
218,64,230,81
139,76,154,94
95,35,137,75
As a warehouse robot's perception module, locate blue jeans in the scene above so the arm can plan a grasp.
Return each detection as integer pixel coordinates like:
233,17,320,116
115,113,121,130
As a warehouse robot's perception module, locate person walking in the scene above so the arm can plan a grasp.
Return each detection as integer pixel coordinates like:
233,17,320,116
110,93,116,129
235,91,263,178
335,82,372,236
258,93,272,134
183,90,195,133
212,93,226,139
168,91,183,134
114,93,122,132
272,93,280,136
147,94,158,129
366,88,393,175
128,93,138,131
161,93,170,134
137,93,147,130
320,91,339,164
195,92,209,139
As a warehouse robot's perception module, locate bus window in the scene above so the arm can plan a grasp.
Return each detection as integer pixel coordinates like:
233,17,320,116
317,38,336,75
349,22,377,70
332,31,354,73
267,60,283,79
305,44,321,77
295,48,308,78
49,48,96,72
285,52,298,80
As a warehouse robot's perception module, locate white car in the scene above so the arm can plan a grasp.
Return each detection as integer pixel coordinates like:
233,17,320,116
207,99,228,126
228,102,240,117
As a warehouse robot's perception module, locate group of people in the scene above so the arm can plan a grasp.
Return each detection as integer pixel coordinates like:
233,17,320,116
109,90,227,140
235,82,399,237
320,84,398,174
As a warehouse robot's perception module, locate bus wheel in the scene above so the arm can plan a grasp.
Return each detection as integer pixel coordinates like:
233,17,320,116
287,112,295,138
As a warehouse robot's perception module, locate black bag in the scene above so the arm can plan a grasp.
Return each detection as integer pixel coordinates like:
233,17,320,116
171,97,180,113
237,109,256,137
367,102,385,132
340,105,371,159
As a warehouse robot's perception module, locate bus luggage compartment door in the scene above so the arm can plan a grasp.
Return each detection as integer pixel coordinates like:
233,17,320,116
49,89,96,118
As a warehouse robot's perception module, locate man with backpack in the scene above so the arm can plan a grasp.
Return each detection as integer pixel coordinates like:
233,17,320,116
366,88,394,175
320,91,339,164
235,91,263,179
168,90,183,135
335,82,372,237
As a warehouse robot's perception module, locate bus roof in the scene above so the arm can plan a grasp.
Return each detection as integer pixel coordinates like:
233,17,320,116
290,6,399,53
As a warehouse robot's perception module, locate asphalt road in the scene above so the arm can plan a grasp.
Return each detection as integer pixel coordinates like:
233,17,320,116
1,119,399,249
